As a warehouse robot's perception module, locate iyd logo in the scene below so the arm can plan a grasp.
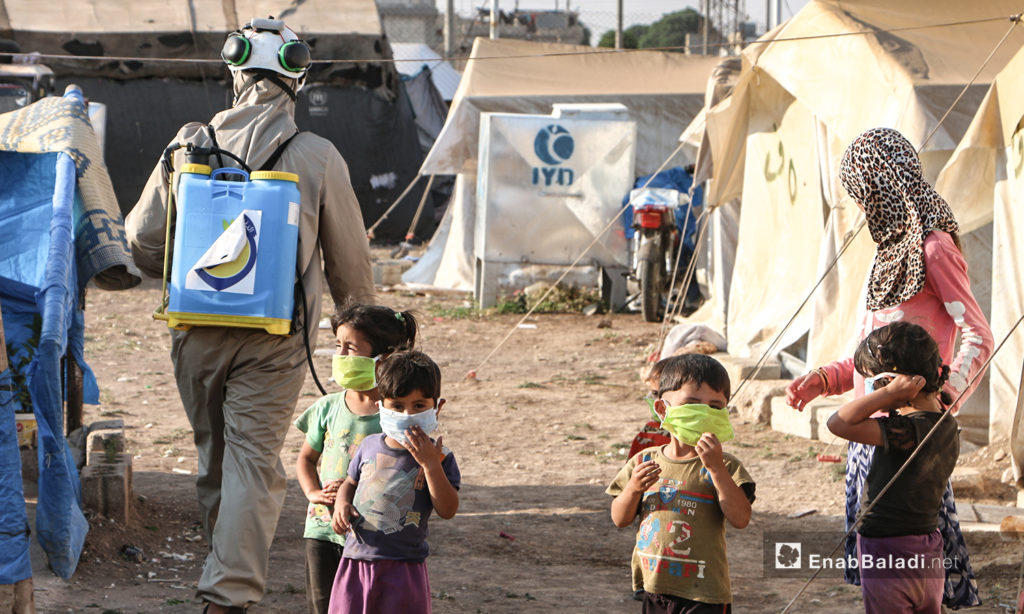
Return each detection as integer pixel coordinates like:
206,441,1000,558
534,124,574,165
531,124,575,187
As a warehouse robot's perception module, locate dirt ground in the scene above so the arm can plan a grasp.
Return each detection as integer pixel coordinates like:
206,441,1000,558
25,260,1024,614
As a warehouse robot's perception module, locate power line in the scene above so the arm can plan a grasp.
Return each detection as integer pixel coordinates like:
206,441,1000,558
1,12,1017,67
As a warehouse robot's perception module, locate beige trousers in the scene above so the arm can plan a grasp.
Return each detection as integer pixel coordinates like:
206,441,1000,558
171,327,306,608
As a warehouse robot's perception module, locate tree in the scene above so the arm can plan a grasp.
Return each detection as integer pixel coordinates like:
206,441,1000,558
638,8,702,51
580,26,591,46
597,24,650,49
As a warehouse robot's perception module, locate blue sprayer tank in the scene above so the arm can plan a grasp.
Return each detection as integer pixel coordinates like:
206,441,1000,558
165,164,300,335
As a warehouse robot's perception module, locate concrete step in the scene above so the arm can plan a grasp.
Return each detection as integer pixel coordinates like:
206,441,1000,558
770,396,847,440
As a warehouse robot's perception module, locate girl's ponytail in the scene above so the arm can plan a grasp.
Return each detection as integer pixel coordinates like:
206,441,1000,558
398,310,418,351
937,364,954,407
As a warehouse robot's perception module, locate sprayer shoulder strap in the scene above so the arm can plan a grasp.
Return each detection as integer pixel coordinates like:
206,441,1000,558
259,131,301,171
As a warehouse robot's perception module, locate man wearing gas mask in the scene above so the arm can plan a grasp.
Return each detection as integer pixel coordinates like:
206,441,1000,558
126,17,375,613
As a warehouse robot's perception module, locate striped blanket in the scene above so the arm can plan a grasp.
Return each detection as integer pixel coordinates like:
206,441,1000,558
0,86,140,291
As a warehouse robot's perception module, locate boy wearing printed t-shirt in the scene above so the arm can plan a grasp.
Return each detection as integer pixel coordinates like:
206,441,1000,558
607,354,756,614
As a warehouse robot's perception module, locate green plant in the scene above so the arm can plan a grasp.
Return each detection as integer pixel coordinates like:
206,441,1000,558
4,313,42,411
427,303,476,319
496,284,603,315
517,381,544,389
103,438,119,463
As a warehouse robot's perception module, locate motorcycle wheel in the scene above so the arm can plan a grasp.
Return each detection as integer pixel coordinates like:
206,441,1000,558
639,257,661,322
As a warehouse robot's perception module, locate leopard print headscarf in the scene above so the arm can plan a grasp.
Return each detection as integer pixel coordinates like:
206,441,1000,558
839,128,959,311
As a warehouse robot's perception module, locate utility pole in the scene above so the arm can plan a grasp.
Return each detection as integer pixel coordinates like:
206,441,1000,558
444,0,455,58
701,0,709,55
490,0,498,39
615,0,623,49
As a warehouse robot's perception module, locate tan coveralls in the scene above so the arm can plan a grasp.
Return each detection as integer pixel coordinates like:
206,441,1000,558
125,73,375,608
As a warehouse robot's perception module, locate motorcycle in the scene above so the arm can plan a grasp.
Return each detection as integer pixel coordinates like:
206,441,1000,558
628,187,690,322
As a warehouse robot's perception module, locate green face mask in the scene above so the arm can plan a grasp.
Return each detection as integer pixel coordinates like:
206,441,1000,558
332,354,377,391
660,403,734,447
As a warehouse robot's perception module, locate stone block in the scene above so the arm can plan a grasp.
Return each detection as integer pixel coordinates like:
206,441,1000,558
373,260,413,287
81,452,133,523
87,420,125,466
0,577,34,614
714,353,781,387
817,405,841,443
951,467,1009,500
770,396,845,440
730,379,788,424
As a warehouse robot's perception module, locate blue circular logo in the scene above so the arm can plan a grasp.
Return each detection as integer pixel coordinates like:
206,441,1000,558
534,125,574,165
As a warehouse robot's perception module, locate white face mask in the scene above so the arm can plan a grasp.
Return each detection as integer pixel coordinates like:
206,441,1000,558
377,403,438,445
864,372,898,394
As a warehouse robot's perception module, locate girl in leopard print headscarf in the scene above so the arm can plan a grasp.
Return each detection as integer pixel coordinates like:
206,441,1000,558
839,127,961,310
787,128,993,609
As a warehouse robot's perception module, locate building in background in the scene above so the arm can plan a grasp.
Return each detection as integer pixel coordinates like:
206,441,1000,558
379,0,442,46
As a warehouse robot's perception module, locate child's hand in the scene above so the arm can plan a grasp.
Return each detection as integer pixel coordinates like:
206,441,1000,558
628,459,661,494
876,373,926,404
787,372,824,410
331,501,359,535
403,425,444,469
307,487,337,506
695,433,725,470
307,479,343,505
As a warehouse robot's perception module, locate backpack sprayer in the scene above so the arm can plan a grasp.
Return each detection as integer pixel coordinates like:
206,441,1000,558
154,141,300,334
154,138,330,395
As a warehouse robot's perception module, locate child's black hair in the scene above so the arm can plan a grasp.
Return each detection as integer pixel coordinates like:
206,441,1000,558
656,353,731,400
330,304,417,357
376,350,442,401
853,321,952,405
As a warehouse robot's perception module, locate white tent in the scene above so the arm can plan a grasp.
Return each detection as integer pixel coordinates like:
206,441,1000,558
404,38,721,291
699,0,1024,442
934,43,1024,474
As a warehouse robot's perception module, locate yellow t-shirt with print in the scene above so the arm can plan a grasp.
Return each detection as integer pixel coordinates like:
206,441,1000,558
607,445,755,604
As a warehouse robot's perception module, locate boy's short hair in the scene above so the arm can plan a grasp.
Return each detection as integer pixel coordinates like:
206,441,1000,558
656,353,731,400
376,350,442,400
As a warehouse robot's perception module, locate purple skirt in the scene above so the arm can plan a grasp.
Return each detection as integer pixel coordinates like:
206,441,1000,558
328,558,431,614
857,531,944,614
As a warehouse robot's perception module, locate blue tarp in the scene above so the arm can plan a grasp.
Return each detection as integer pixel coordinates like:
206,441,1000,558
0,87,121,582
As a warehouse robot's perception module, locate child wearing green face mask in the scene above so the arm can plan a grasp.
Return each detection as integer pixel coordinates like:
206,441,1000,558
607,353,756,614
293,304,417,614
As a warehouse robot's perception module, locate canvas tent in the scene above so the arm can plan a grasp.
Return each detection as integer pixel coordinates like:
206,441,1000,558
698,0,1024,442
0,0,426,239
391,43,461,158
933,43,1024,478
404,38,720,290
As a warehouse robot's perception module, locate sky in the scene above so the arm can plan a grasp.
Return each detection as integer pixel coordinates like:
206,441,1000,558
434,0,812,35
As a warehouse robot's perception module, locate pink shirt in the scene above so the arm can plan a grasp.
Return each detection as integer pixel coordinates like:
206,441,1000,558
819,231,992,413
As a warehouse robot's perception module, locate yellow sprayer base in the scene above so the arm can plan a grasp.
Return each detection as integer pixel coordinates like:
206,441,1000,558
153,309,291,335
